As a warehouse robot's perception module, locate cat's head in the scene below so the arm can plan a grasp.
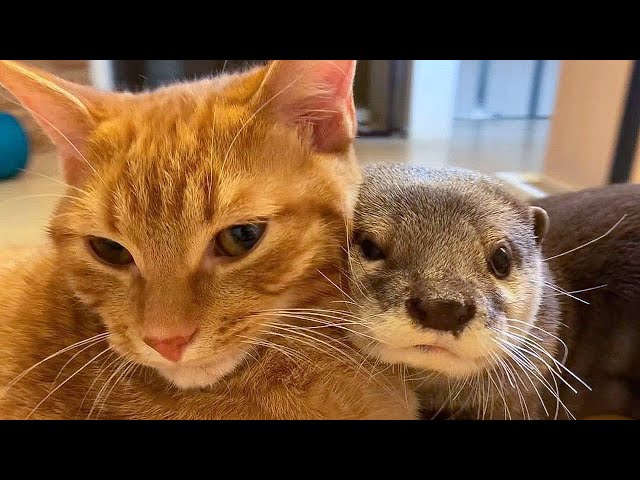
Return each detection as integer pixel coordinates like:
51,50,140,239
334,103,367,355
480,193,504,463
0,60,360,389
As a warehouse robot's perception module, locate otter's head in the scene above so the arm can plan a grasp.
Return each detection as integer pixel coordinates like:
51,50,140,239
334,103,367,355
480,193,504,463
347,165,549,378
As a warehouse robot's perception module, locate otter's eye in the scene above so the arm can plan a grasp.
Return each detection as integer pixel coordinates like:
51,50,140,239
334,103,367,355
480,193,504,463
360,238,386,261
215,223,267,257
87,236,134,267
490,246,512,278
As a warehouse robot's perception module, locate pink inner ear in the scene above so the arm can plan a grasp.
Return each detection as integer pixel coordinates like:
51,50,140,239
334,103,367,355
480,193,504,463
0,61,103,185
260,60,357,153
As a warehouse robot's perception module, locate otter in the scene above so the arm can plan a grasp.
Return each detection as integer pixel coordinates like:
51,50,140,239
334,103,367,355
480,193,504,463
345,164,640,419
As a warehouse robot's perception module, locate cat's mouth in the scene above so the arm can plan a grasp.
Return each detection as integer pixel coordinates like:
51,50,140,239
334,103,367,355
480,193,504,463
142,347,249,390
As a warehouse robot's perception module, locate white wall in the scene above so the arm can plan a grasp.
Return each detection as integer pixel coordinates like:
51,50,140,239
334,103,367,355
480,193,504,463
485,60,536,117
89,60,115,91
537,60,560,117
453,60,560,119
407,60,460,141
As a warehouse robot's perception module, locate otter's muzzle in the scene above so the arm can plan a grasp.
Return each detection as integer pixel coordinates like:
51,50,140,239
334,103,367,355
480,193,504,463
405,297,476,333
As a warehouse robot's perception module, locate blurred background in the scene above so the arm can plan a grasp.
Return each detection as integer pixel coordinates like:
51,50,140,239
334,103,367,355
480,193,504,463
1,60,639,248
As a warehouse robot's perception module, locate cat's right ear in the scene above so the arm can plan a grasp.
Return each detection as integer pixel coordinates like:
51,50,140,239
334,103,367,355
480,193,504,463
255,60,357,154
0,60,110,185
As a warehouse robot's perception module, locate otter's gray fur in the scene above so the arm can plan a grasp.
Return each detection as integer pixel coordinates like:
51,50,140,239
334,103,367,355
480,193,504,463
347,164,639,419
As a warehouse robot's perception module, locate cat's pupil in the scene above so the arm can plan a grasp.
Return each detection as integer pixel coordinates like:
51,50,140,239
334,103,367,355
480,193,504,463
231,225,261,248
87,236,134,267
215,223,267,258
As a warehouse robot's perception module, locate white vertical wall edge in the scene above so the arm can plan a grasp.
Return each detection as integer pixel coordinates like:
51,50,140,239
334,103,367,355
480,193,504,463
407,60,460,141
89,60,115,91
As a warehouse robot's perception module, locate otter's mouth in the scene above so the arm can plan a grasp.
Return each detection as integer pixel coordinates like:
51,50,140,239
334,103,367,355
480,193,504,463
409,344,456,356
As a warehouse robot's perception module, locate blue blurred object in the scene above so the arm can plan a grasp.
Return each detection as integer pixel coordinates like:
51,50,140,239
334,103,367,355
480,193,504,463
0,112,30,180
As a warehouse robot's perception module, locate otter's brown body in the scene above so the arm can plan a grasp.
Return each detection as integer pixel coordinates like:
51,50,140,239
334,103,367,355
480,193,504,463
533,184,640,419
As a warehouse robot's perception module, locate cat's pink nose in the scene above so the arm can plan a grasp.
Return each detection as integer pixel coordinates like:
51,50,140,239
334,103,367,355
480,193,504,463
143,331,196,362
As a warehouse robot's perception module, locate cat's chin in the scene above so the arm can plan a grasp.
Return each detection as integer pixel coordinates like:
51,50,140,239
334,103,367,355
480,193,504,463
155,350,247,390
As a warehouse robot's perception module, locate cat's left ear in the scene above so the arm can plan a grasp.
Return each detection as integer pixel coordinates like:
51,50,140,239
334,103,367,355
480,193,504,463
0,60,110,185
530,206,549,245
255,60,357,153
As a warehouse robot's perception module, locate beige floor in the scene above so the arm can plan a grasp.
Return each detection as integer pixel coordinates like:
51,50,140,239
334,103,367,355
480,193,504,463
0,119,549,249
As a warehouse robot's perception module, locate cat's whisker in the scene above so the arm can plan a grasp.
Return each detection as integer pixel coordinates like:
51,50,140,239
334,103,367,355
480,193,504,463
51,336,111,386
88,356,129,419
341,245,376,304
258,306,370,324
256,311,381,344
260,322,366,368
78,351,121,413
87,355,131,419
16,168,107,210
2,332,110,394
315,269,358,305
238,337,309,366
96,360,137,419
258,322,405,404
0,193,87,208
544,214,627,262
26,346,112,419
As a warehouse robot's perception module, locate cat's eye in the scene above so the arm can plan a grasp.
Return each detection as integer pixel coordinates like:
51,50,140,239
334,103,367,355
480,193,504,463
360,238,386,261
489,245,512,279
215,223,267,258
87,236,134,267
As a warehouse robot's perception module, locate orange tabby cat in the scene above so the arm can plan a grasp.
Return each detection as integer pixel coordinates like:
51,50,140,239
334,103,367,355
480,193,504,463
0,60,418,419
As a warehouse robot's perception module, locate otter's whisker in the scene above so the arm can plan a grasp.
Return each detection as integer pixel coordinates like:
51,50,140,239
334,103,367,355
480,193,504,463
493,339,551,417
495,339,574,419
543,282,590,305
505,318,571,365
487,365,511,420
499,329,591,391
498,335,576,393
542,284,608,298
491,351,530,419
543,215,627,262
498,344,549,418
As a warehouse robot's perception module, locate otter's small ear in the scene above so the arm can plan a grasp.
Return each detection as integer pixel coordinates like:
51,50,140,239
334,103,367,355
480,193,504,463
530,206,549,245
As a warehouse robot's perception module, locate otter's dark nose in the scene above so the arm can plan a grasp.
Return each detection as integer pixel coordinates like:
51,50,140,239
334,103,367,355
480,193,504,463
405,298,475,332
